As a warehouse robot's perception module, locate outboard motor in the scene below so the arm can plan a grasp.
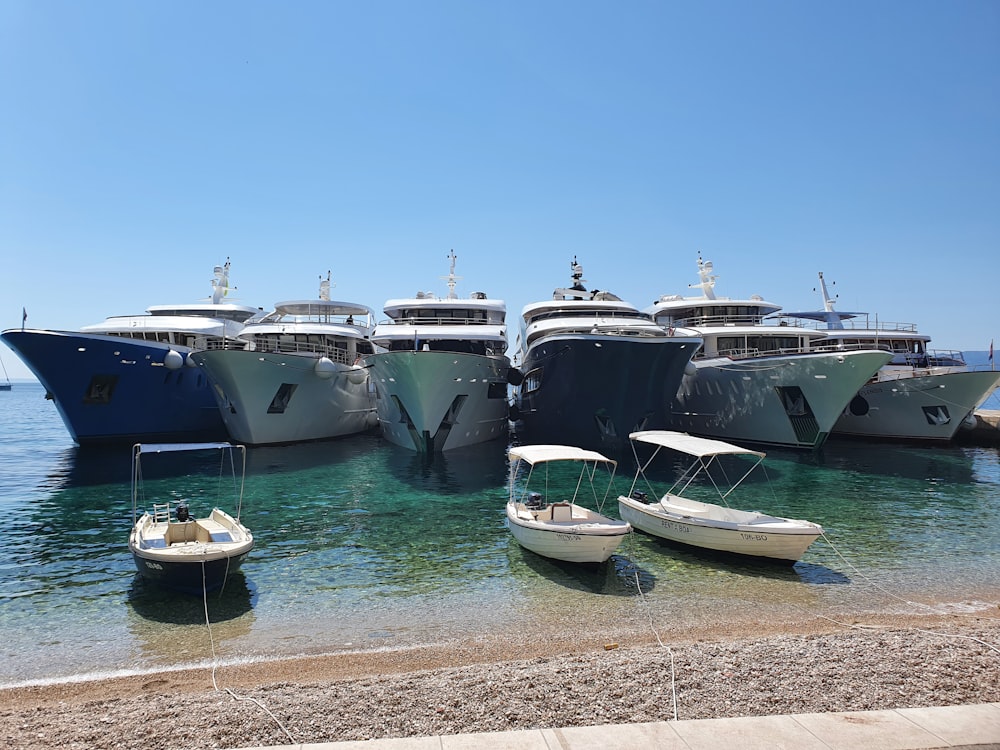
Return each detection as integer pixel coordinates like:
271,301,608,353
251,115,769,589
526,492,545,509
175,502,191,522
631,490,649,503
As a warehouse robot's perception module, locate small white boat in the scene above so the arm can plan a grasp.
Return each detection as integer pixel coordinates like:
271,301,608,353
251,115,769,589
129,442,254,594
506,444,631,564
618,431,822,562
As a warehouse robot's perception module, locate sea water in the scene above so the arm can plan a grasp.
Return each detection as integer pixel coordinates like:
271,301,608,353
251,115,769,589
1,381,998,687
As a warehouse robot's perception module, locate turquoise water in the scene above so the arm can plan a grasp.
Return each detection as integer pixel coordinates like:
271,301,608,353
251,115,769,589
1,381,998,686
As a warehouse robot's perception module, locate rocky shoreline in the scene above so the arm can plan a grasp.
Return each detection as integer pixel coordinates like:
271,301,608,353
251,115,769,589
2,613,998,750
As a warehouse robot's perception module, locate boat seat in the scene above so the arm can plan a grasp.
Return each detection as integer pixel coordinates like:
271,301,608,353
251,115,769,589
550,503,574,522
142,524,168,549
197,519,234,542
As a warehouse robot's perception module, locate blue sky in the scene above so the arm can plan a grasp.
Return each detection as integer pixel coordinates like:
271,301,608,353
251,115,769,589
2,0,998,380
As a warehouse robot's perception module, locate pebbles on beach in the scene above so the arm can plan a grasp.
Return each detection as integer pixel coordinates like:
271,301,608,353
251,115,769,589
2,617,998,750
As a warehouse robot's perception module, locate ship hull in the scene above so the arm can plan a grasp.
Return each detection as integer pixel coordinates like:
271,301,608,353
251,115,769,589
367,350,511,452
192,349,378,445
1,329,227,444
514,335,699,455
668,349,892,449
833,369,1000,441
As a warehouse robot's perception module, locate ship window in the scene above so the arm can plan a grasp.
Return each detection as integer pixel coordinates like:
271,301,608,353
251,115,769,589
267,383,297,414
522,368,543,394
83,375,118,405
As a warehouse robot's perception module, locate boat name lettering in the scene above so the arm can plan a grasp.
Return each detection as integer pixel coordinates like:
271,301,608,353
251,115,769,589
739,533,768,541
659,520,691,534
558,534,582,543
144,561,164,570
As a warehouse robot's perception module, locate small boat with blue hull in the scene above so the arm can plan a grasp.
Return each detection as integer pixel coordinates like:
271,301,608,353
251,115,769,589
128,442,254,595
0,260,261,445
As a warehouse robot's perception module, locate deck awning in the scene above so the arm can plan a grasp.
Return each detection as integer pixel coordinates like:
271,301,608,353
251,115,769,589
628,431,765,459
509,445,617,467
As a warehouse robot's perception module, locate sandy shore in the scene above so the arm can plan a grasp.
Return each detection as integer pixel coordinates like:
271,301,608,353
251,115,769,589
2,610,998,750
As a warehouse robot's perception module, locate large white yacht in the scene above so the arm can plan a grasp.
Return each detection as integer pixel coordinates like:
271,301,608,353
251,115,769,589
0,260,262,444
773,272,1000,442
645,257,892,450
512,258,701,455
191,273,379,445
365,251,512,452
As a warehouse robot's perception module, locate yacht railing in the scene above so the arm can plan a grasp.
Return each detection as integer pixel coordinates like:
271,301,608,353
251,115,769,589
705,342,889,360
660,312,772,328
380,314,503,326
767,314,919,333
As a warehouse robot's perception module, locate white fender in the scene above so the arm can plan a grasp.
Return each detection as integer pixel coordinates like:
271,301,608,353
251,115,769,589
163,349,184,370
684,361,697,377
314,357,337,379
347,365,367,385
185,353,197,367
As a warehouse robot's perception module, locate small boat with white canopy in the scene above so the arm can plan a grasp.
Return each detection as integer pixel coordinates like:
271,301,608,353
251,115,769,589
506,444,631,564
129,442,254,594
618,431,822,562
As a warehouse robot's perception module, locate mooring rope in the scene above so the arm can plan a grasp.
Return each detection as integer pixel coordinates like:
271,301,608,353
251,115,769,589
200,560,298,746
623,534,679,721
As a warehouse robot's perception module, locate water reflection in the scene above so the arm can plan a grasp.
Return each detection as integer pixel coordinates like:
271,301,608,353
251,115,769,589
383,438,509,495
127,571,256,624
126,573,256,664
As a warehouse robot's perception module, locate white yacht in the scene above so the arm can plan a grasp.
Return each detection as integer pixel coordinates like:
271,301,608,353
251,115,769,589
773,272,1000,442
646,257,892,450
365,251,512,452
512,258,701,454
0,259,262,444
191,273,379,445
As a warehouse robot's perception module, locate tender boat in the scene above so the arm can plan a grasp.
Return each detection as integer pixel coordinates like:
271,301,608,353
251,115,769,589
1,260,262,444
191,272,379,445
646,256,892,450
366,250,513,452
512,258,701,454
618,430,823,562
129,441,254,594
506,444,631,564
774,272,1000,442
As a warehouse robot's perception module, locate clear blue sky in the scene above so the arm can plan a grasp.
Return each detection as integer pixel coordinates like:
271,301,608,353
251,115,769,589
2,0,998,381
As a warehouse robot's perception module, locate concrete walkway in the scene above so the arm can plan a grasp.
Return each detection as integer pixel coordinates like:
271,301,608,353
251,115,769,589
236,702,1000,749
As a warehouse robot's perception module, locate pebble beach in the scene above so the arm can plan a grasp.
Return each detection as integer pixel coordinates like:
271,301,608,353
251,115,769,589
2,611,998,750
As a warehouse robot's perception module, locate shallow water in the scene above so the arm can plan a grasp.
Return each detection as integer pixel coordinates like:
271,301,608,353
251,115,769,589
1,381,998,686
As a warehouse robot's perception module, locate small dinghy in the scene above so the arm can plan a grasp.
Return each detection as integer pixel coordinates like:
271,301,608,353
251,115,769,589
506,444,631,564
618,431,822,562
129,442,254,594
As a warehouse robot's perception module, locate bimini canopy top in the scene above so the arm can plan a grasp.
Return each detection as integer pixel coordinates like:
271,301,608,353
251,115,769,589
628,431,765,460
134,442,236,455
508,444,617,467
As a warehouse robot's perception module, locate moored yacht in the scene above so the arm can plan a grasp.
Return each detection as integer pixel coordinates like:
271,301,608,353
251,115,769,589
0,260,262,444
773,272,1000,442
365,251,512,452
511,258,701,454
191,272,379,445
646,257,892,450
